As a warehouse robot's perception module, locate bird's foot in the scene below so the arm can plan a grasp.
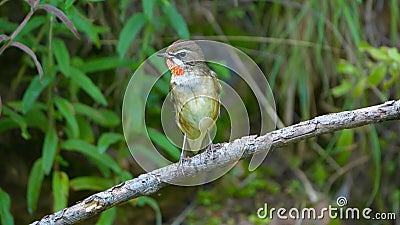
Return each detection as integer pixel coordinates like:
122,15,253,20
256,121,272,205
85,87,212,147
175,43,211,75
206,143,216,161
178,156,188,175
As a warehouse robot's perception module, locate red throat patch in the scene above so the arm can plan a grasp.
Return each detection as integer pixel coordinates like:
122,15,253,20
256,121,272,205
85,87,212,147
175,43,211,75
166,59,185,76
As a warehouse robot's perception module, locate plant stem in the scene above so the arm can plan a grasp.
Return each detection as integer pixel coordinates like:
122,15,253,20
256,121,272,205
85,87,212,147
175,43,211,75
0,7,34,56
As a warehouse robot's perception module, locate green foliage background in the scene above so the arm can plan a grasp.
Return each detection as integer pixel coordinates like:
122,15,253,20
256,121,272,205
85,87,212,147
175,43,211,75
0,0,399,224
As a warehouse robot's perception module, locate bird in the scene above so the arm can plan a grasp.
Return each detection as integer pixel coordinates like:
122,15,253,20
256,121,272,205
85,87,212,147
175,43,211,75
157,40,221,169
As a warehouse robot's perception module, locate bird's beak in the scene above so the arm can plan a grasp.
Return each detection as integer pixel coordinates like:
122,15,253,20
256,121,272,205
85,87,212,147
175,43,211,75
156,52,172,58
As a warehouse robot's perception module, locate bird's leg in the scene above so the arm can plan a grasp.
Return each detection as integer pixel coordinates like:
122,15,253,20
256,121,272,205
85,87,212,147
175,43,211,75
179,133,187,174
206,130,215,160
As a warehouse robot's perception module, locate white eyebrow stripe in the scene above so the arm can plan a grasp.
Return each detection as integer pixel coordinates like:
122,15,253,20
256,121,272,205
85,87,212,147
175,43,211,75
174,49,190,55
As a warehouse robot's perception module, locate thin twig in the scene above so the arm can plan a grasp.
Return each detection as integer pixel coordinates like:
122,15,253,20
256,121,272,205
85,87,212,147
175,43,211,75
31,100,400,225
170,200,197,225
0,9,34,55
324,156,369,194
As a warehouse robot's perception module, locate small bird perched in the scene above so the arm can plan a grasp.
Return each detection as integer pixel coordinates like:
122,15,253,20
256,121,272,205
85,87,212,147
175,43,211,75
157,40,221,167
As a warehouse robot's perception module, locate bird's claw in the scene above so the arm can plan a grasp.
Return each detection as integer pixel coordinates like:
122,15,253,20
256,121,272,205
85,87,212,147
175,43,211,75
178,156,187,175
206,143,215,161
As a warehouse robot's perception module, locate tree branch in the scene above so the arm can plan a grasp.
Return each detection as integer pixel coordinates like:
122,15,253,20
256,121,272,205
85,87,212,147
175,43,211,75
31,100,400,225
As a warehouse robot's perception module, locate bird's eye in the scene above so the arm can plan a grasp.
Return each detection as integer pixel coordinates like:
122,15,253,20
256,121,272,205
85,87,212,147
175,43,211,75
177,52,187,58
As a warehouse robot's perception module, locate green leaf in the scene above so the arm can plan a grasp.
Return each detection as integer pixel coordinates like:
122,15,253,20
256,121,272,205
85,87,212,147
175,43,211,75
387,47,400,63
367,48,390,61
13,100,47,111
42,128,59,175
56,155,69,168
65,67,107,106
358,41,372,51
52,171,69,211
0,118,19,133
2,106,30,139
367,126,381,206
18,17,46,37
342,2,361,43
25,108,48,132
98,132,124,153
71,9,109,48
73,103,120,127
96,110,120,127
358,43,391,62
76,115,94,143
0,188,14,225
54,97,79,138
0,18,17,33
312,163,327,187
147,128,180,160
96,208,116,225
136,196,162,225
358,42,389,61
27,158,45,214
368,64,387,86
70,176,112,191
142,0,155,19
208,62,231,79
53,39,71,75
352,77,367,97
65,0,76,9
60,139,121,173
336,129,354,147
335,129,353,165
37,4,80,39
117,13,146,58
22,66,53,114
162,2,190,39
75,56,132,73
337,60,360,76
332,80,352,97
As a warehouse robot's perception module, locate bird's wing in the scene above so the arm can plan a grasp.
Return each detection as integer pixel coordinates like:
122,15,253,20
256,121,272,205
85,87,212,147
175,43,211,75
210,70,222,95
169,82,176,104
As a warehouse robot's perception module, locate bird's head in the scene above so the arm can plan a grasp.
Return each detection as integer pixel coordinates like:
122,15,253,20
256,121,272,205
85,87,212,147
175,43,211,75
157,40,205,76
